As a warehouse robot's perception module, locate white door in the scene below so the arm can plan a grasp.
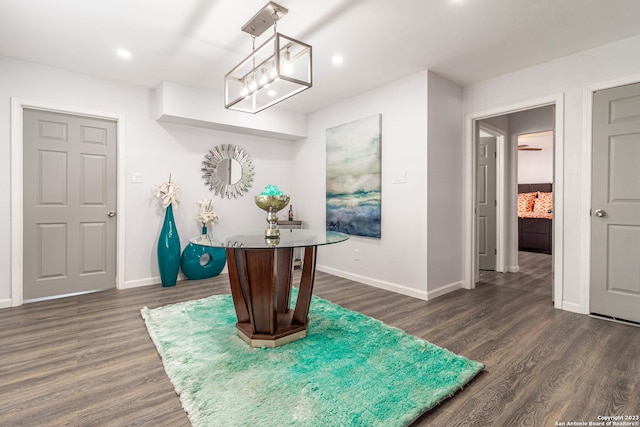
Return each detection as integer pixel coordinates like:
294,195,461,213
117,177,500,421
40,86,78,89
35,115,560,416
591,82,640,323
23,109,117,300
478,136,497,271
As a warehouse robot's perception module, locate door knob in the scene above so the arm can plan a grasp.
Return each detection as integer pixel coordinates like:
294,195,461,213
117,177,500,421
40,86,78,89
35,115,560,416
594,209,606,218
107,210,116,217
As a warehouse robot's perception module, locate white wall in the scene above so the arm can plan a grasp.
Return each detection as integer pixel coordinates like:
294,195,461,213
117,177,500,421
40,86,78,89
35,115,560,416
155,81,307,140
518,142,553,184
464,33,640,312
8,30,640,313
291,72,431,299
0,56,295,304
511,106,554,184
427,71,464,294
509,105,554,136
126,122,294,287
1,56,462,306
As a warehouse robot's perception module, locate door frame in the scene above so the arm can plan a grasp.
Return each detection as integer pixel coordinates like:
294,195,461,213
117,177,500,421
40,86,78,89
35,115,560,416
584,73,640,316
478,123,507,274
10,98,126,306
463,93,564,310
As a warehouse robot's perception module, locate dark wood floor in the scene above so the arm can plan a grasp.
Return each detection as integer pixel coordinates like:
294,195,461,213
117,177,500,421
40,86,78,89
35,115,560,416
1,252,638,426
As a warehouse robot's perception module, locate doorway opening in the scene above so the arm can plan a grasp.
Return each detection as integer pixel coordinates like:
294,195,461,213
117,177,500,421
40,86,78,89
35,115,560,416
464,95,563,309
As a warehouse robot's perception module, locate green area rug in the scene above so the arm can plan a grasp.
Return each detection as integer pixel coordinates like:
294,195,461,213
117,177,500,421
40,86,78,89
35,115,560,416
141,292,483,426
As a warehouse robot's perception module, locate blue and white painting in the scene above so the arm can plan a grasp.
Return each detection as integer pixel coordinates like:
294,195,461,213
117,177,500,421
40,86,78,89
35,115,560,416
326,114,381,238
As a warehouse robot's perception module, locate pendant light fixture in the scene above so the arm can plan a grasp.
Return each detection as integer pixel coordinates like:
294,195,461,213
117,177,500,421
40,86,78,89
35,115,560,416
224,2,313,114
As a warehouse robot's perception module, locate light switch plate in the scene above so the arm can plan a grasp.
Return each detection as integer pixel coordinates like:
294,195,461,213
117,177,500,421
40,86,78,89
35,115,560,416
131,173,142,183
393,171,407,184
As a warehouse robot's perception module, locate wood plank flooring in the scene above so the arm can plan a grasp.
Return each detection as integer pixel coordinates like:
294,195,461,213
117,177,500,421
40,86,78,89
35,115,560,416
1,252,638,426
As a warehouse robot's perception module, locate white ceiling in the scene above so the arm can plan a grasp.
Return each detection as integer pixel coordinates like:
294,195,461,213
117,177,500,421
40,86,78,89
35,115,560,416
2,0,640,114
518,130,554,150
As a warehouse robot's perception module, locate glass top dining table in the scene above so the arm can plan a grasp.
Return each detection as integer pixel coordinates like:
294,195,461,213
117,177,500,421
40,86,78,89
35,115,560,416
190,229,349,250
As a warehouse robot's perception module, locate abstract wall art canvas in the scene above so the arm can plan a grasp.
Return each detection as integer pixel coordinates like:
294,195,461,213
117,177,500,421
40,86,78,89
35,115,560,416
326,114,381,238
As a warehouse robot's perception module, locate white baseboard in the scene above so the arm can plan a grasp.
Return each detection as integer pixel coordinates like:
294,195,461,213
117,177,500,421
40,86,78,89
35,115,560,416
505,265,520,273
124,277,161,289
317,265,432,301
427,281,464,299
123,273,186,289
124,269,228,289
0,299,12,309
561,301,585,314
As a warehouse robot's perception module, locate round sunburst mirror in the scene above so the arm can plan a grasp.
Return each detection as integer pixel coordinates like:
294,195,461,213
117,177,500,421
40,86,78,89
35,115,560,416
201,144,255,198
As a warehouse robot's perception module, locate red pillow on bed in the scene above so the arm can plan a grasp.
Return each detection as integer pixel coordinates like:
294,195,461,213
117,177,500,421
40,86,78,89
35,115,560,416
534,192,553,213
518,192,537,213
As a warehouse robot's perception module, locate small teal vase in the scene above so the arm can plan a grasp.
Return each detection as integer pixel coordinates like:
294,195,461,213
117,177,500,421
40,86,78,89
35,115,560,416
157,204,181,287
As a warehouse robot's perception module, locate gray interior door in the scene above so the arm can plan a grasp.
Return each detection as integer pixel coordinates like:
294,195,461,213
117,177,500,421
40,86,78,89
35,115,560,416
478,136,497,271
591,82,640,323
23,109,117,300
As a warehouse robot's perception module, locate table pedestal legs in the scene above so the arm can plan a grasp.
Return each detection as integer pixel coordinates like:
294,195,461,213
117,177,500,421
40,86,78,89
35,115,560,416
226,245,317,347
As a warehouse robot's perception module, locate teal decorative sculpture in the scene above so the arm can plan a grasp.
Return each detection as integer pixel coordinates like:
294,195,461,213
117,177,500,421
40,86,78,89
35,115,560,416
180,243,226,280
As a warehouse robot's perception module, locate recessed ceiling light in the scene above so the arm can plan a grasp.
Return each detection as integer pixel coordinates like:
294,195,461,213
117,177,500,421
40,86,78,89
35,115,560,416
331,55,344,66
116,49,132,59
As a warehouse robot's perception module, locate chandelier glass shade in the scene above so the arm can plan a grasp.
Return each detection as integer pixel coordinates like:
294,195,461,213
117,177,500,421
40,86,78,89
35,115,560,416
224,3,312,113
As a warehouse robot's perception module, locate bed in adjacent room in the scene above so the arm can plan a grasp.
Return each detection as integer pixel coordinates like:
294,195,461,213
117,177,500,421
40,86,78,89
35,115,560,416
517,183,553,255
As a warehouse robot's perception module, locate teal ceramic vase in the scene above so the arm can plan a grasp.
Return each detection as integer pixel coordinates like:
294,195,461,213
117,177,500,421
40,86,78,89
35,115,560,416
157,204,181,287
180,225,226,280
180,242,226,280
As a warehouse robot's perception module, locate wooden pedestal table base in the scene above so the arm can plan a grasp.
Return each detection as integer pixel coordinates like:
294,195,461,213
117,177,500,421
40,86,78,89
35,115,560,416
226,245,318,347
191,229,348,347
